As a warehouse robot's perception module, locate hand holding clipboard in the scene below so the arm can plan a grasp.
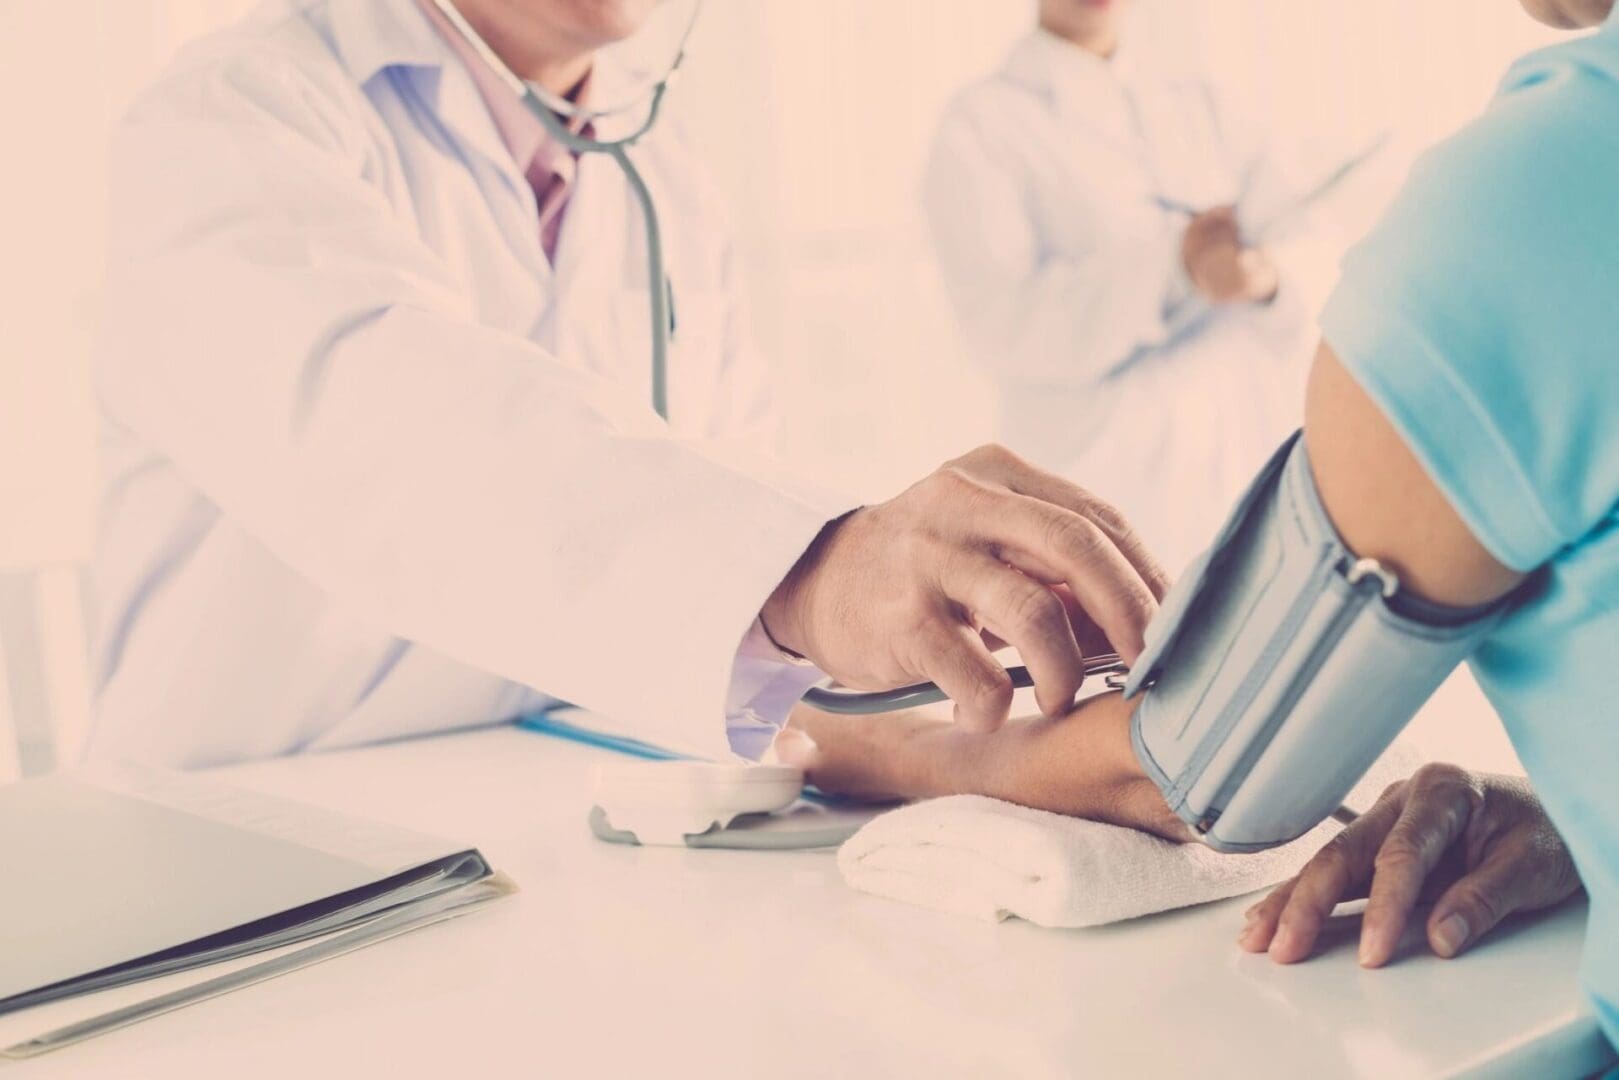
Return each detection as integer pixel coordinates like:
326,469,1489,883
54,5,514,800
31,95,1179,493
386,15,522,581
1155,131,1393,241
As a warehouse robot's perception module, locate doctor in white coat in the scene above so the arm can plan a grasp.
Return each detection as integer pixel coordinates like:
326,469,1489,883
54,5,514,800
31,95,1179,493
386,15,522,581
92,0,1169,768
924,0,1339,571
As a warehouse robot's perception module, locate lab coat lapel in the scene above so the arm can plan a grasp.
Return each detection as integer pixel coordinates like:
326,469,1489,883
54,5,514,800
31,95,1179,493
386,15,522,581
423,60,550,297
331,0,522,183
333,0,548,294
1009,28,1239,216
400,60,549,336
548,151,648,396
1003,33,1158,219
1007,31,1137,153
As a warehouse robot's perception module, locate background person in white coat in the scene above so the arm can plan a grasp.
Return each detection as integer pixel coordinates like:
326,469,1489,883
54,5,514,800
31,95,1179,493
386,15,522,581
92,0,1168,769
923,0,1340,571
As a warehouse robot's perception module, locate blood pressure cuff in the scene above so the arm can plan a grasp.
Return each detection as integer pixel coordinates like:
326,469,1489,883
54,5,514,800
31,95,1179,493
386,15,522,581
1123,431,1511,853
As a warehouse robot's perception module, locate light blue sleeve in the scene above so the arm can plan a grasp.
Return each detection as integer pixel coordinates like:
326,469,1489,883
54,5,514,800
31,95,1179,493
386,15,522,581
1318,49,1619,571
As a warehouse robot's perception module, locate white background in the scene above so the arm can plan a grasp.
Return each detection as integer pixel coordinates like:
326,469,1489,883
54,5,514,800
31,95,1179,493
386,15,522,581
0,0,1568,767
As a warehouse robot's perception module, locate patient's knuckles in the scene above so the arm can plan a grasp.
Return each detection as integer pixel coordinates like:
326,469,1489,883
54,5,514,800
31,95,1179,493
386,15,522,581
1481,775,1540,829
1411,763,1484,810
1310,834,1361,883
1372,840,1430,880
1411,762,1469,788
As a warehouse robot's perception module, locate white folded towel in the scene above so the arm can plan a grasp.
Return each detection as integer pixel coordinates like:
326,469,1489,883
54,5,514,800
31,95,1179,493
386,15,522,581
837,743,1424,928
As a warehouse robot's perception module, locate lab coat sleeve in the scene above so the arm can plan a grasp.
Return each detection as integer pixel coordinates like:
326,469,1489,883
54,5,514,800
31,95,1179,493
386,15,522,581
922,105,1186,385
99,52,848,761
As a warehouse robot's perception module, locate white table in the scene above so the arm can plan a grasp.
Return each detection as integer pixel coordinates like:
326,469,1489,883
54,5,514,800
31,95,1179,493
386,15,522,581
16,727,1615,1079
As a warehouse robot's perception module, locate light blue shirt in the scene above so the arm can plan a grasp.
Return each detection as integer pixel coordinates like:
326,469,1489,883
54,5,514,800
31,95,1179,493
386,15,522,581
1320,9,1619,1046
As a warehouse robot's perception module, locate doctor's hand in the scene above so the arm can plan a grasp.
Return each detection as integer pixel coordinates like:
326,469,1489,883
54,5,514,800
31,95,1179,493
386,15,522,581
760,445,1169,732
1240,765,1581,967
778,691,1189,841
1181,205,1279,305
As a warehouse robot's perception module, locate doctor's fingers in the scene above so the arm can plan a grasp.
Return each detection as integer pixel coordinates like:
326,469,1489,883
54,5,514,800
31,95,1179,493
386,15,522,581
947,555,1089,720
1042,584,1117,658
1239,782,1409,962
955,488,1159,665
953,448,1171,601
907,619,1019,733
1357,765,1485,968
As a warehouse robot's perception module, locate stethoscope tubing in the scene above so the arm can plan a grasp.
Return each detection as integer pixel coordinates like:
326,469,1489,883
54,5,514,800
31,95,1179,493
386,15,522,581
801,653,1131,715
528,94,673,419
430,0,690,420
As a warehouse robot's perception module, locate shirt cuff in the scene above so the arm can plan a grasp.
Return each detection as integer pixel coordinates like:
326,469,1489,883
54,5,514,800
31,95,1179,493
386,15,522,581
724,618,826,761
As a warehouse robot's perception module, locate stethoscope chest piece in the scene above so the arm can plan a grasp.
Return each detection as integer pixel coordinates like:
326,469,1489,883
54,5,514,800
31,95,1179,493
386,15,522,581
588,760,879,849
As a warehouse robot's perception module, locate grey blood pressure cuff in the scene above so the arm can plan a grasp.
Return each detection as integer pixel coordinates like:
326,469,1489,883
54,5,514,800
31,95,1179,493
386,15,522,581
1122,431,1512,853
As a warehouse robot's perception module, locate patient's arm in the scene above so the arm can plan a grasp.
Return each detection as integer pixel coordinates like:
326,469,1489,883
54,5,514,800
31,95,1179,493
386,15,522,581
781,343,1516,848
780,691,1191,842
1305,343,1524,606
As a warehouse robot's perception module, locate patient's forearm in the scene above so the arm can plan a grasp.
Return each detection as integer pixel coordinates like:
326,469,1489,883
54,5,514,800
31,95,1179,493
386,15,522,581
782,692,1190,841
1305,344,1526,606
974,694,1190,840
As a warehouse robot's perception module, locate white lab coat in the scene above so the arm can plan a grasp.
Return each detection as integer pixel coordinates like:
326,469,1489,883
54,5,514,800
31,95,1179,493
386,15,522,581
924,29,1338,572
91,0,843,768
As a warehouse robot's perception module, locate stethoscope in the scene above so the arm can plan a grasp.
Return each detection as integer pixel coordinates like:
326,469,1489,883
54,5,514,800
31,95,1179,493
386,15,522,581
801,654,1130,714
431,0,1126,722
429,0,698,420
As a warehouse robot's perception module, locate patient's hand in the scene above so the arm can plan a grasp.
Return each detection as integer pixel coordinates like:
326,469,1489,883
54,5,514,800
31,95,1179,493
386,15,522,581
1240,765,1580,966
775,691,1190,842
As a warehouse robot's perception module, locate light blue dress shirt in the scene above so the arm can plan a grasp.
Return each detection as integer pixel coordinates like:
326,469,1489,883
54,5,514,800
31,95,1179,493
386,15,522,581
1320,8,1619,1046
